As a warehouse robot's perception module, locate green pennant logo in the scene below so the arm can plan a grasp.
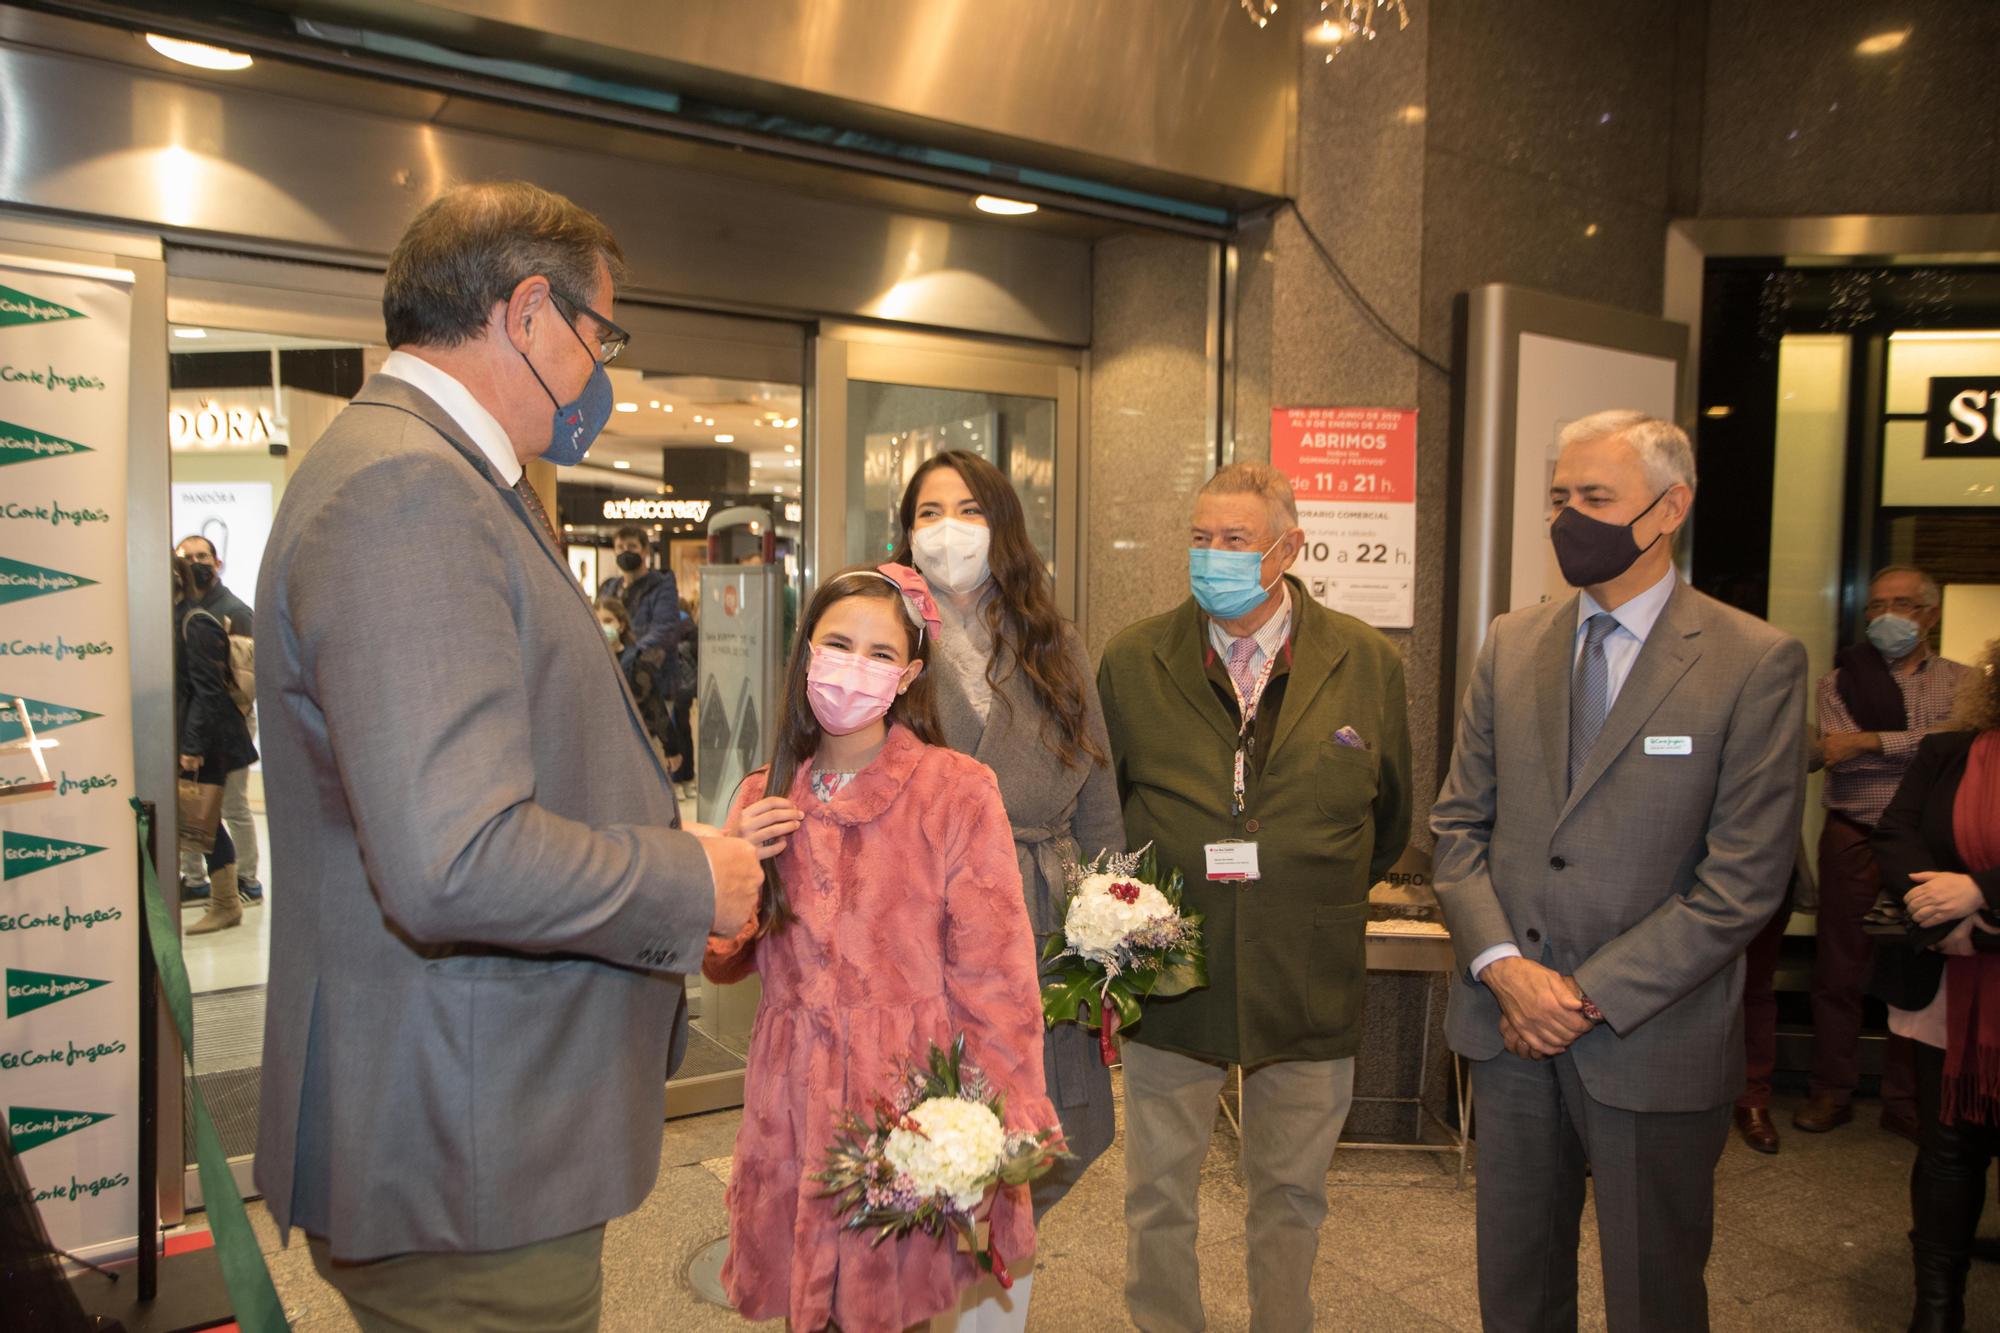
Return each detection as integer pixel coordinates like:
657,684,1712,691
7,1105,112,1152
0,694,100,745
0,554,95,605
5,967,111,1018
0,418,92,468
0,284,85,328
1,831,105,881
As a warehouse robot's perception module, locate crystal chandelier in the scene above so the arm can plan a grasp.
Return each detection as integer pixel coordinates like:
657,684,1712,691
1242,0,1413,61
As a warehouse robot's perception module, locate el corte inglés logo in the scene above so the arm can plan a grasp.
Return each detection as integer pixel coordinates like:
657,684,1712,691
0,693,100,744
0,284,85,328
0,418,92,468
7,1105,112,1153
1,830,105,881
6,967,111,1018
0,554,95,606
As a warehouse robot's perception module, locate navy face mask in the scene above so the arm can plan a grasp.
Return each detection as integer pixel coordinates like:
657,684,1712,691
519,300,613,467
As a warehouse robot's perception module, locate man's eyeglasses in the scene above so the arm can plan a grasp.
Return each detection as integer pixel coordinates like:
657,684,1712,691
549,289,630,365
1864,596,1931,615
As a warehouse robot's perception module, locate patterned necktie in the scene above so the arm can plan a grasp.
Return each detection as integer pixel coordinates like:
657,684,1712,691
1568,612,1619,793
1227,635,1261,709
513,476,560,548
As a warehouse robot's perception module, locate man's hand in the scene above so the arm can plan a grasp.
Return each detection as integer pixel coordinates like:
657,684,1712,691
1819,730,1878,767
1907,871,1987,928
178,753,202,774
1498,1016,1542,1060
1481,956,1594,1056
699,835,762,937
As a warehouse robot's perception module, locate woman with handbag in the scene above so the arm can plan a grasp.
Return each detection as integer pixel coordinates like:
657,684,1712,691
174,555,258,935
1872,638,2000,1333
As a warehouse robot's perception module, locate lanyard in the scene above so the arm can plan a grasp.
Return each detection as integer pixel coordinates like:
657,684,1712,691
1225,648,1282,818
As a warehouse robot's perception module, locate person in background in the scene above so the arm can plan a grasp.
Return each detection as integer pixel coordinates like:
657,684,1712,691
671,596,698,790
705,567,1054,1333
596,593,675,764
893,449,1125,1226
175,533,263,905
599,523,682,679
253,180,759,1329
1733,849,1805,1153
1871,641,2000,1333
1097,462,1412,1333
1432,410,1806,1332
173,554,257,935
1798,565,1976,1142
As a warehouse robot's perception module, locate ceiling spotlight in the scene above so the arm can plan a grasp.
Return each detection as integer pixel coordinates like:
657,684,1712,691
145,34,254,70
612,460,631,469
1855,28,1911,56
614,402,638,413
974,195,1038,217
784,444,796,453
663,404,674,412
1703,405,1734,418
715,434,735,444
648,400,660,409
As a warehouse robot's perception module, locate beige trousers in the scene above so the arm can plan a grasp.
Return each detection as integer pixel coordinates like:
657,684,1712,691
308,1225,605,1333
1122,1043,1355,1333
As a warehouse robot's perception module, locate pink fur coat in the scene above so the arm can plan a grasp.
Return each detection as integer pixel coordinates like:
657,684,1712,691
704,724,1054,1332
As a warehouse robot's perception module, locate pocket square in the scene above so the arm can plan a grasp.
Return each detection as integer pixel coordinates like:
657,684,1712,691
1334,726,1368,750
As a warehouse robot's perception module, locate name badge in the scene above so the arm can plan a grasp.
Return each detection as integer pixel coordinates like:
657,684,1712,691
1206,841,1260,882
1644,735,1693,756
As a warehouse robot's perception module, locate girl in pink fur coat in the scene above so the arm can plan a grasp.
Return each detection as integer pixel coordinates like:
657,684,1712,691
705,566,1056,1333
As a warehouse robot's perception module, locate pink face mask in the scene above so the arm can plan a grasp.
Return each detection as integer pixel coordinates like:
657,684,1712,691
805,646,909,736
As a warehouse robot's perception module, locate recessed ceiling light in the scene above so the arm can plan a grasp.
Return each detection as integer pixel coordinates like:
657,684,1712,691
145,34,254,70
663,404,674,412
615,402,637,413
1703,405,1734,419
612,460,631,469
648,400,660,409
173,327,208,339
974,195,1038,217
715,434,734,444
1855,28,1910,56
784,444,796,453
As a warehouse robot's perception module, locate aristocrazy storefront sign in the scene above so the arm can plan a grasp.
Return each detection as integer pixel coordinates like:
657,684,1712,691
0,253,138,1260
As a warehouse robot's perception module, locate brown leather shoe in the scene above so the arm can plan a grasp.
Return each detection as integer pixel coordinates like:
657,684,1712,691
1791,1092,1854,1133
1881,1106,1923,1146
1735,1106,1780,1154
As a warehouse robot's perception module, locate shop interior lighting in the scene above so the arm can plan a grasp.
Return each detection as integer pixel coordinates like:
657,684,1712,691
714,434,734,443
145,34,254,70
1855,28,1911,56
1703,405,1734,419
784,444,797,453
173,327,208,339
1888,330,2000,341
612,460,631,469
974,195,1039,217
614,402,638,413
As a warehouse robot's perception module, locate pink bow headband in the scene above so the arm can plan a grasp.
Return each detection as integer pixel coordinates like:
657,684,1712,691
870,563,942,644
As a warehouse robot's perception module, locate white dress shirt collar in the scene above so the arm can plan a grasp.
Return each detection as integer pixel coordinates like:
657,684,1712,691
378,350,524,486
1208,584,1294,663
1576,564,1678,647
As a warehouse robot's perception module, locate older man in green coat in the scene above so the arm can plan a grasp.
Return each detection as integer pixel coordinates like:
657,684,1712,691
1098,462,1412,1333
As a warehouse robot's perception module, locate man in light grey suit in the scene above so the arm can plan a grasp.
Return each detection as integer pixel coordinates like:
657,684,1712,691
1432,410,1807,1332
253,182,761,1330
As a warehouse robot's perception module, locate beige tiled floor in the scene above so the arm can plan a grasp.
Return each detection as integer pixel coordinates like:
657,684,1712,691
239,1081,1998,1331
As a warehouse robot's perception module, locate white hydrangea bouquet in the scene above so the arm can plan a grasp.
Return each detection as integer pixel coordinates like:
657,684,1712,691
1040,844,1207,1065
815,1035,1068,1289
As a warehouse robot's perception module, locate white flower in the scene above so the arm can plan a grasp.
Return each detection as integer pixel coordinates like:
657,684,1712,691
1063,873,1177,964
884,1095,1007,1211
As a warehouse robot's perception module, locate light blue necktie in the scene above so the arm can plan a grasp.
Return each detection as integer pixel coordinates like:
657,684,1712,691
1568,612,1618,793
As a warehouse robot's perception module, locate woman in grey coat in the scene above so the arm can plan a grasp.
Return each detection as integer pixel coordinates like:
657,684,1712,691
895,450,1127,1218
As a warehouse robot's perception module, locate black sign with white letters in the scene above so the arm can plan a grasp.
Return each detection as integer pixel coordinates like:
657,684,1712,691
1925,376,2000,459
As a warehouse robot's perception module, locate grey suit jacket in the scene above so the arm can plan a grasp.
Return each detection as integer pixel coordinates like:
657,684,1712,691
1431,580,1807,1113
252,375,715,1261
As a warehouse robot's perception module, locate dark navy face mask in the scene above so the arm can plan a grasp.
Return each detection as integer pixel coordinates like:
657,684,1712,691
519,301,613,467
1549,488,1668,588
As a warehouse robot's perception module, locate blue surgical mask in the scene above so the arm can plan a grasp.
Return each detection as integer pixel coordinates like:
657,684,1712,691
520,304,613,466
1865,613,1923,661
1189,538,1284,621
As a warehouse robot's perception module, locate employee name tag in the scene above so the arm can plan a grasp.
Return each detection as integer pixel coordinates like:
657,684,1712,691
1644,735,1693,756
1205,841,1260,882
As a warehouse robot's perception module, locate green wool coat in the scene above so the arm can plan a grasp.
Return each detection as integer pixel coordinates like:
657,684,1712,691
1096,578,1413,1066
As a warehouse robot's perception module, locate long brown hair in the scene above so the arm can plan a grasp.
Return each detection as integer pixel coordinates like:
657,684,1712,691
753,568,945,935
893,450,1107,769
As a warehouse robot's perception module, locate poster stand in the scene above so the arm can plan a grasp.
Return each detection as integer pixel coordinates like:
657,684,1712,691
70,802,233,1333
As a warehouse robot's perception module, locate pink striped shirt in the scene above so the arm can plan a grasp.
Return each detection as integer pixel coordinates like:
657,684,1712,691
1815,651,1976,826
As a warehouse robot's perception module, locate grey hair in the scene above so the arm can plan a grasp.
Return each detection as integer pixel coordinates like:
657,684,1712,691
1558,410,1697,496
1198,462,1299,537
1869,564,1941,609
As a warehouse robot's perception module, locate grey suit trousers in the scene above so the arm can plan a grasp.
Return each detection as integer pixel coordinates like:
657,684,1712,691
1471,1050,1730,1333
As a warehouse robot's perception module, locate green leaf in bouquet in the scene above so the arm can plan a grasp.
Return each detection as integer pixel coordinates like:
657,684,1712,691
1106,977,1147,1029
1041,968,1098,1027
1040,931,1067,965
1148,948,1208,998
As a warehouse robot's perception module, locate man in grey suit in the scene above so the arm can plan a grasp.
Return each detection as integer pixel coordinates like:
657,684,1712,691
253,182,761,1330
1432,410,1807,1332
